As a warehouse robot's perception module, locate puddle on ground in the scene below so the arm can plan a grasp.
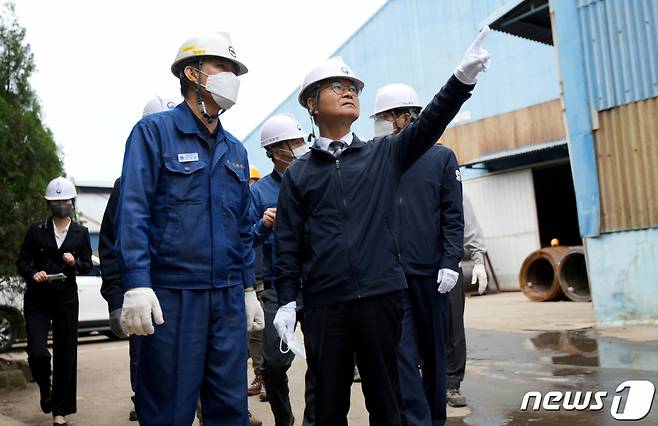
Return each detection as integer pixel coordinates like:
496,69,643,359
452,328,658,425
528,329,658,372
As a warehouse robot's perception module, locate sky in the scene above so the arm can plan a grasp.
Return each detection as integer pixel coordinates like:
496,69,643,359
14,0,387,184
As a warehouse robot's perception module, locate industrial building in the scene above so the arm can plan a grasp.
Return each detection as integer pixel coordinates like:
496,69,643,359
241,0,658,326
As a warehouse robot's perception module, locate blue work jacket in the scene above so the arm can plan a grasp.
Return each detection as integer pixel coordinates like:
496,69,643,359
249,170,282,283
116,101,255,290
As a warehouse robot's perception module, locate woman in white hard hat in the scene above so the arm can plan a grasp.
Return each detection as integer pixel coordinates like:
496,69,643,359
16,176,92,426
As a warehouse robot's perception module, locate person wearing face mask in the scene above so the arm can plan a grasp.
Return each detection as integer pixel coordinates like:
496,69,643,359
372,83,464,426
250,114,315,426
273,27,490,426
16,176,92,426
98,95,179,422
115,32,263,426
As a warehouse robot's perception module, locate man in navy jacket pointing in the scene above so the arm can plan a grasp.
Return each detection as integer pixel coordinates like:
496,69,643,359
273,28,490,426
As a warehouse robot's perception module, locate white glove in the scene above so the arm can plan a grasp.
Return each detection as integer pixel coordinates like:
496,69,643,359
273,301,296,341
472,263,489,294
245,290,264,332
437,268,460,294
454,26,491,85
121,288,164,336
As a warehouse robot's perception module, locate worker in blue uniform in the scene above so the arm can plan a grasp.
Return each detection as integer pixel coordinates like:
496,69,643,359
99,95,179,423
272,27,490,426
372,83,464,426
250,113,316,426
115,32,263,426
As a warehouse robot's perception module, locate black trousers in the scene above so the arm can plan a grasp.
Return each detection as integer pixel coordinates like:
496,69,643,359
446,272,466,390
261,288,315,426
304,291,404,426
24,289,79,416
406,274,449,426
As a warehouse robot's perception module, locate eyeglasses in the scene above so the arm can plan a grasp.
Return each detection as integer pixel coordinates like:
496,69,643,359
324,80,361,96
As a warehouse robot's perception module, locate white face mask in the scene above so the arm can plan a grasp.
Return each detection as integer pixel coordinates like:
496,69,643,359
279,331,307,359
291,144,310,159
202,71,240,110
374,118,395,137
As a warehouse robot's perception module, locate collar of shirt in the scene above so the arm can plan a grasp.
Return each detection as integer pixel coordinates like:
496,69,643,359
52,218,71,249
315,132,354,152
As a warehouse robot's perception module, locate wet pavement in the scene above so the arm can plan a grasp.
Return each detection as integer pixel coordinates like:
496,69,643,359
454,328,658,425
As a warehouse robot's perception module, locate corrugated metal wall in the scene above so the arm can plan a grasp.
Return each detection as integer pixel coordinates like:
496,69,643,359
596,97,658,232
464,169,541,290
578,0,658,111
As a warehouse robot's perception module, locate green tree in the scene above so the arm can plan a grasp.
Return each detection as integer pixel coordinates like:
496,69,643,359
0,1,63,297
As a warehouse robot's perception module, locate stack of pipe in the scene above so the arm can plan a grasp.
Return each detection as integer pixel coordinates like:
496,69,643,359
519,246,590,302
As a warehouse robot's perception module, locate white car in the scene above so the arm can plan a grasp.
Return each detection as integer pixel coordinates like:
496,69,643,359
0,255,115,353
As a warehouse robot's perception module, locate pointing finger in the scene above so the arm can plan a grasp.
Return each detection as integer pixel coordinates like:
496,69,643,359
472,25,491,50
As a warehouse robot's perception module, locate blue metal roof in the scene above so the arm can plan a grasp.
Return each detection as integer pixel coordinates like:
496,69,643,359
243,0,561,174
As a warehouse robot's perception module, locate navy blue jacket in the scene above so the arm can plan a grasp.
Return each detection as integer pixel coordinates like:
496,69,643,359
116,101,255,290
275,75,473,309
249,170,282,283
398,145,464,277
99,178,123,312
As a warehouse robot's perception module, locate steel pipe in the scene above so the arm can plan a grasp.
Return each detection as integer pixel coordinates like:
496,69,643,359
519,246,569,301
558,246,590,302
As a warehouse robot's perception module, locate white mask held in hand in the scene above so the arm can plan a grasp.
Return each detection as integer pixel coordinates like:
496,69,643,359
279,330,306,359
374,118,395,137
203,71,240,110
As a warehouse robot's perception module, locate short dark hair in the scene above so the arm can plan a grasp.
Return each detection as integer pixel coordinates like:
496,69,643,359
264,140,287,162
176,58,204,97
301,83,321,116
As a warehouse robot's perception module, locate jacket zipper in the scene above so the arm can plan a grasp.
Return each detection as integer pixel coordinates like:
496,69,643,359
335,159,361,298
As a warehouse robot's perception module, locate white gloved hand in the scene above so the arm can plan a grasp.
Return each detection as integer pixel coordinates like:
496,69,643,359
121,288,164,336
273,301,296,341
437,268,460,294
245,290,264,332
472,263,489,294
454,26,491,85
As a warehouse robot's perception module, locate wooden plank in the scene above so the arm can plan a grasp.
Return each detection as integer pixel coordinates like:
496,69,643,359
439,99,566,164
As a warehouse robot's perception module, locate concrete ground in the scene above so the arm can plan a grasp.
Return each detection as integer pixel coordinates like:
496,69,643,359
1,291,657,425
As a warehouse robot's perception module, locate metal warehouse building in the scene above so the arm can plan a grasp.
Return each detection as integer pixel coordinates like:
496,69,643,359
241,0,658,326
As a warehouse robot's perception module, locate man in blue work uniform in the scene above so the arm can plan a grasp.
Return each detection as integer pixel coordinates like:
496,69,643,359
251,114,315,426
372,83,464,426
272,27,490,426
115,33,263,426
99,95,179,422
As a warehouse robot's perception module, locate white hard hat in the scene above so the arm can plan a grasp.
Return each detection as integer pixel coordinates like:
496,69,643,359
260,114,306,148
297,56,364,108
371,83,422,118
171,32,248,77
44,177,77,201
142,96,181,117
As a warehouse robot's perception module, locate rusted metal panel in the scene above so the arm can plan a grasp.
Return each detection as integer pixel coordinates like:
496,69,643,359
440,99,565,164
596,96,658,232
